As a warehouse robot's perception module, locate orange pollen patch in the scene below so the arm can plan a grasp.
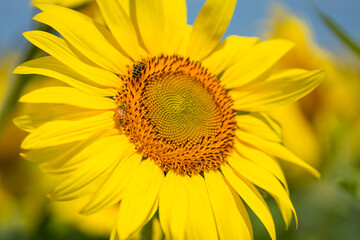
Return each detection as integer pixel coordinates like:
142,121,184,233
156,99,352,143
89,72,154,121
114,55,236,176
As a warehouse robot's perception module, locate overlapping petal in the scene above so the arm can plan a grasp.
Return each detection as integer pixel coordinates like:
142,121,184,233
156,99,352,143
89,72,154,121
185,175,218,240
221,39,294,89
231,69,324,111
49,134,129,200
227,153,298,228
234,140,289,192
14,56,116,96
132,0,164,55
222,164,276,239
236,114,282,142
96,0,145,59
23,31,120,88
39,132,117,174
205,171,252,240
81,149,141,214
20,87,115,110
159,172,189,239
187,0,237,60
162,0,187,54
34,4,130,73
21,111,114,149
236,129,321,178
13,104,101,132
202,36,259,76
132,0,187,55
116,160,164,239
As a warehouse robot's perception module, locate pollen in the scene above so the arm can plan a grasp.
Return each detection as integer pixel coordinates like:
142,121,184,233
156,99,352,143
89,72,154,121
114,55,236,176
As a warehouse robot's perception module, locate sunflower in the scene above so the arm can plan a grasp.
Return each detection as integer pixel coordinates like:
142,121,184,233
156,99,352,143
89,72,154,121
14,0,323,239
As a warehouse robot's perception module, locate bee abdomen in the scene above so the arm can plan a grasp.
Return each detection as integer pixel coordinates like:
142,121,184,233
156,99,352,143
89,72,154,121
132,62,146,79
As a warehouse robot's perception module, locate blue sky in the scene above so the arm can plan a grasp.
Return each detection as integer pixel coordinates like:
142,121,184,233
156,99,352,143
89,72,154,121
0,0,359,56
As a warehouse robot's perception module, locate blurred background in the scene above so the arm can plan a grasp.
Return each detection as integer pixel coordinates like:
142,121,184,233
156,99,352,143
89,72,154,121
0,0,359,239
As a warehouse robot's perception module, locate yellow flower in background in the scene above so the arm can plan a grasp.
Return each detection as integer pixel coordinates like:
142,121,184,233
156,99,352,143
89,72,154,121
14,0,324,239
264,5,360,177
265,4,359,118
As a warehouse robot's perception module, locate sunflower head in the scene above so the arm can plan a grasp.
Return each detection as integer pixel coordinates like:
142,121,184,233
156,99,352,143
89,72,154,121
14,0,324,239
115,55,236,175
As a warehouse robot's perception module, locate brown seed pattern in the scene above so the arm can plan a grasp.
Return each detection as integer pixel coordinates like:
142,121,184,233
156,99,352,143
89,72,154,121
114,55,236,176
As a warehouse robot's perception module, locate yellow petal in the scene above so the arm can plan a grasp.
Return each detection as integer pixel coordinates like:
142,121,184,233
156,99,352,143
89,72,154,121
81,151,142,214
21,111,114,149
222,164,276,240
13,105,101,133
13,115,37,133
119,0,130,16
32,0,92,8
21,141,80,163
20,87,115,110
236,114,282,142
159,172,189,240
229,186,253,239
110,221,119,240
205,171,251,240
187,0,236,61
231,69,324,111
40,130,118,174
236,129,320,178
23,31,120,88
234,139,288,192
202,36,259,76
151,217,164,240
14,112,91,133
268,102,321,170
132,0,187,55
177,25,192,56
117,160,164,239
227,152,298,228
34,4,130,74
222,39,294,89
96,0,145,60
133,0,164,55
49,135,128,200
186,175,218,240
162,0,187,54
14,56,116,97
257,112,284,142
276,197,294,229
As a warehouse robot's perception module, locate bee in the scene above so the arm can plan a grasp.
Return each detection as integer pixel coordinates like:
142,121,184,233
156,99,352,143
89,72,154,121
132,62,147,79
114,102,127,126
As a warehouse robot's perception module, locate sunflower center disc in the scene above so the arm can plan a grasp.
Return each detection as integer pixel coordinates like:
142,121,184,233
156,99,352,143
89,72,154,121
115,55,236,176
144,73,221,144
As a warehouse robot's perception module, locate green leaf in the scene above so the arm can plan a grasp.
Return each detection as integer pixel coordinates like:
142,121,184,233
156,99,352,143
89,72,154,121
339,178,358,197
315,6,360,60
338,168,360,201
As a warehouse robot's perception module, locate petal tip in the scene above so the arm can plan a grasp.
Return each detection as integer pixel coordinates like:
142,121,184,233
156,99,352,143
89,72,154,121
12,65,23,74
